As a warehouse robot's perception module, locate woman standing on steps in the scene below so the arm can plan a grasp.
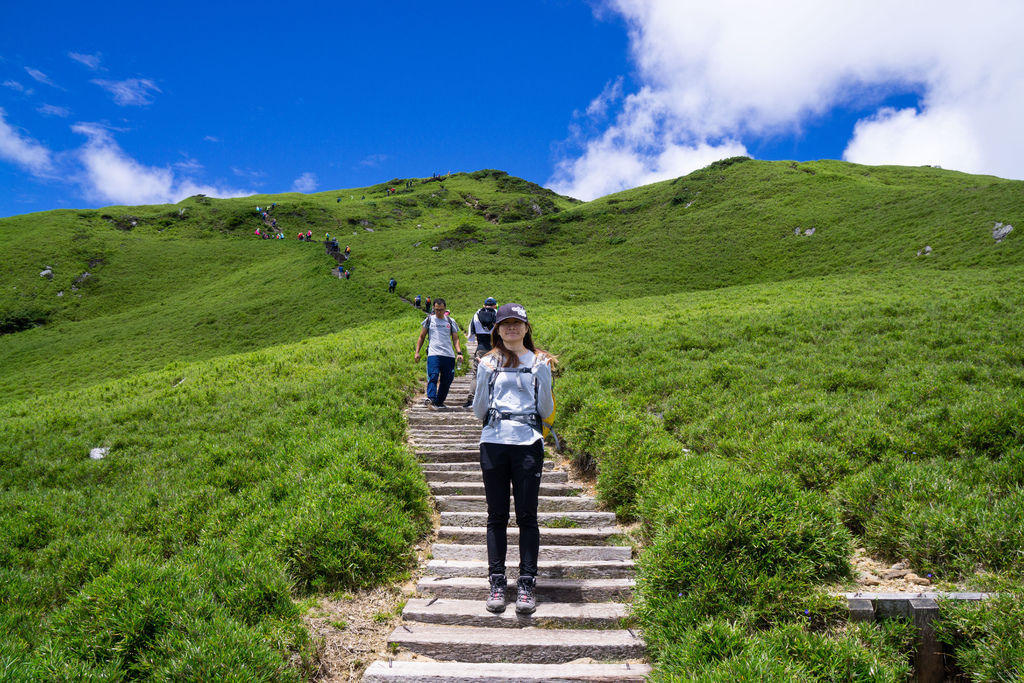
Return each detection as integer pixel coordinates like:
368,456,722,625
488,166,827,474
471,303,555,615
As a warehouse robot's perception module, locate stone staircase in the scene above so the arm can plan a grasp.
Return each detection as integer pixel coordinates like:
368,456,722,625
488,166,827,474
363,366,649,681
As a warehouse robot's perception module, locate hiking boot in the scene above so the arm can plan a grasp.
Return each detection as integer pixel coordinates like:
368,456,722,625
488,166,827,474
462,395,474,408
515,576,536,614
486,574,507,613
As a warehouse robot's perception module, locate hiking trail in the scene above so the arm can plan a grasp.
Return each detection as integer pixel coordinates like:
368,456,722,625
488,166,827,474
361,345,649,681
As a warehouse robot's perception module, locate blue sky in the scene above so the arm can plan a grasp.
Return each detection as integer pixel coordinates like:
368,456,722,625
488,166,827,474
2,1,1022,217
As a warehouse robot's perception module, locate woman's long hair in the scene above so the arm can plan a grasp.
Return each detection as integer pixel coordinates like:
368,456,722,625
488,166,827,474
486,322,557,368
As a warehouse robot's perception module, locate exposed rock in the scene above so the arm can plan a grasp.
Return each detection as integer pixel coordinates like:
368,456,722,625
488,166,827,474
993,222,1013,242
365,227,374,232
40,268,53,279
882,568,909,579
89,447,108,460
57,291,63,297
803,227,816,236
74,272,91,285
917,245,932,256
431,246,439,251
906,572,932,585
413,241,422,247
859,572,882,586
794,227,801,235
890,560,910,571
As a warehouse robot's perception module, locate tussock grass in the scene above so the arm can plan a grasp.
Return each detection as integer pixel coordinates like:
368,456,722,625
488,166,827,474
2,160,1021,678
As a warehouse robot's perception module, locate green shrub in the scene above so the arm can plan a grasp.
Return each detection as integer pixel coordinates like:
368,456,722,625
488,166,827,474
834,450,1024,576
635,456,851,648
935,592,1024,681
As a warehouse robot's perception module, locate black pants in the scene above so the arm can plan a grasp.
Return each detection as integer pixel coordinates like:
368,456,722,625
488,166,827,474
479,440,544,578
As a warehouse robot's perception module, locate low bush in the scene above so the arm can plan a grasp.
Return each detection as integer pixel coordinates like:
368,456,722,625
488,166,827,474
635,457,851,640
935,591,1024,681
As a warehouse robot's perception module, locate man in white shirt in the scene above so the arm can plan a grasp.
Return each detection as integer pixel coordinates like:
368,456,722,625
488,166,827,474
414,298,463,409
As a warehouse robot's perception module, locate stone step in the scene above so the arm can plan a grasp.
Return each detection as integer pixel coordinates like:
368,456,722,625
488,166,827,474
401,597,631,628
430,483,580,496
433,495,594,512
386,624,645,663
417,451,482,464
421,461,556,472
424,559,636,580
439,510,615,528
417,577,634,602
437,526,625,546
425,469,568,483
432,543,632,562
363,660,651,682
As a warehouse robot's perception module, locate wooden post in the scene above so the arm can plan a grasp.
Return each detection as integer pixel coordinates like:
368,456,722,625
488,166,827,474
910,598,942,683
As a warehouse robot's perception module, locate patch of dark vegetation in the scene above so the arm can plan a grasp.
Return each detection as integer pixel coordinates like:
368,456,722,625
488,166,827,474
469,169,567,205
498,196,560,223
281,206,332,228
1,304,51,335
101,214,139,231
501,218,562,247
435,223,486,250
347,218,375,228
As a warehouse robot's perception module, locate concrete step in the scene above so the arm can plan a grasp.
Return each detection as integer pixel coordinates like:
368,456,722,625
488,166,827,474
430,483,580,496
420,461,555,472
439,510,615,528
363,660,651,682
437,526,625,546
417,451,482,464
431,544,632,562
433,495,594,512
401,597,631,628
387,624,645,663
425,469,568,483
417,577,634,602
424,559,636,580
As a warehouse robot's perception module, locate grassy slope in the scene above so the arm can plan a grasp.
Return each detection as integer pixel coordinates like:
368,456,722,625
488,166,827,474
1,161,1021,679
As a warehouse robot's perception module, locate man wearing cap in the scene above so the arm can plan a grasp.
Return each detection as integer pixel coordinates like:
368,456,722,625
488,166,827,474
415,298,463,409
463,297,499,407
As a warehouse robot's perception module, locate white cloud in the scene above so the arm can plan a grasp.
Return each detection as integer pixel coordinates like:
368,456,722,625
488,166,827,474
203,135,220,142
3,80,27,92
292,172,318,192
68,52,102,70
552,0,1024,199
358,154,388,168
24,67,57,87
0,109,54,175
37,104,71,118
91,78,161,106
843,107,982,172
71,122,249,205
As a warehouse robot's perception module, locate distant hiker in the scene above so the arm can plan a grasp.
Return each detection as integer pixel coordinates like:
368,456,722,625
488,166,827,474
326,232,331,241
254,228,261,236
306,230,313,240
415,298,463,409
297,232,303,240
388,278,397,293
344,245,351,256
344,269,351,280
463,296,498,407
472,303,555,615
337,197,342,203
425,296,431,312
414,294,422,308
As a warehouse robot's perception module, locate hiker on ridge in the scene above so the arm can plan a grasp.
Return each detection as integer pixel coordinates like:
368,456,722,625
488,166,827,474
414,298,463,410
463,296,498,407
388,278,397,293
472,303,555,615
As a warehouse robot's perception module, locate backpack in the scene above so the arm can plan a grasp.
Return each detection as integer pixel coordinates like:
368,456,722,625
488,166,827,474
483,355,559,450
476,307,497,332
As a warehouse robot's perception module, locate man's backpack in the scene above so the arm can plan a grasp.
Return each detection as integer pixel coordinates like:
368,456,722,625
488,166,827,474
477,307,497,332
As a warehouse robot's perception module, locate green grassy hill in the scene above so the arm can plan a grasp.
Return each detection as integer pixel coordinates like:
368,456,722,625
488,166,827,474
1,161,1021,679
